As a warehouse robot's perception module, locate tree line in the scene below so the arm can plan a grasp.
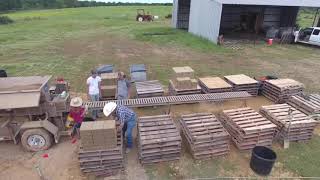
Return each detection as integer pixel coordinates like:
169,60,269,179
0,0,172,11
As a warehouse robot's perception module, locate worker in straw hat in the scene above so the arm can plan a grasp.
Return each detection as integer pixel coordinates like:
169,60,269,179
103,102,136,153
69,97,86,138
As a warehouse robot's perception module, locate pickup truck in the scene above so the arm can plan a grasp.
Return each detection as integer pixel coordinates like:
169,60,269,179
295,27,320,46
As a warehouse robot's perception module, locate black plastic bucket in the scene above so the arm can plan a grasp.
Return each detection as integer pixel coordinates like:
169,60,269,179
250,146,277,176
0,70,7,77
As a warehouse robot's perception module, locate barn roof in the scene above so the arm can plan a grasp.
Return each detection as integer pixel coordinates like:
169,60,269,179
214,0,320,7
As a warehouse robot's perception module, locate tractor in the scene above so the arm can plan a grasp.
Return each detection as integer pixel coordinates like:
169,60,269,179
136,9,153,22
0,76,71,152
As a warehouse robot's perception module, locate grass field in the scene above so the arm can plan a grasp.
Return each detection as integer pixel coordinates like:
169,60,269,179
1,6,320,179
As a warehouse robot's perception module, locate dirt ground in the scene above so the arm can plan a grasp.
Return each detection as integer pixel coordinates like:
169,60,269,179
0,96,304,180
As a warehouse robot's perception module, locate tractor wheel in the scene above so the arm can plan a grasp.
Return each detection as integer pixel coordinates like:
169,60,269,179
21,128,52,152
138,17,144,22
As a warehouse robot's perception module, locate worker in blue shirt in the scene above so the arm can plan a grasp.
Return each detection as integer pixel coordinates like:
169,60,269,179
103,102,136,153
117,72,131,100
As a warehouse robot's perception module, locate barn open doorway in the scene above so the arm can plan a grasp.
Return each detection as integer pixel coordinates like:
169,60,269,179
175,0,191,30
219,5,299,42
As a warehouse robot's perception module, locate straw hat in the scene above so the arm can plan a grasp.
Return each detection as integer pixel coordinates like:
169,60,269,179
103,102,117,117
70,97,83,107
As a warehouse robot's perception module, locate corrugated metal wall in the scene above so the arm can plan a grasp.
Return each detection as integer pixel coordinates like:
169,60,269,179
188,0,223,43
172,0,178,28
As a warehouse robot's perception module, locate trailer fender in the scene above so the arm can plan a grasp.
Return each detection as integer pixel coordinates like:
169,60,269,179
20,120,59,143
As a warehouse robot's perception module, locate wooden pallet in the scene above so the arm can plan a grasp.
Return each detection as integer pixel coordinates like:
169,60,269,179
168,80,201,96
260,104,317,142
138,115,181,164
135,80,164,98
224,74,259,96
220,107,276,150
198,77,233,94
179,113,230,160
288,94,320,116
78,128,124,177
262,79,304,103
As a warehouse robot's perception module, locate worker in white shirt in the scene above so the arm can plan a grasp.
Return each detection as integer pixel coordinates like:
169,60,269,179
86,70,101,120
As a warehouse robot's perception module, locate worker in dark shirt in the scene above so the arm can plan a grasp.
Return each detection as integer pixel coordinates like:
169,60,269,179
103,102,136,153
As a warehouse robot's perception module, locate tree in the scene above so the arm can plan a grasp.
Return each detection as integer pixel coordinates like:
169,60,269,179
64,0,77,8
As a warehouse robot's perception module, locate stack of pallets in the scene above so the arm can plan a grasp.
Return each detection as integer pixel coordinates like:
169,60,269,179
262,79,304,103
198,77,233,93
220,107,276,150
100,73,118,100
169,66,201,95
138,115,181,164
135,80,164,98
79,121,124,177
180,113,230,160
224,74,259,96
260,104,317,142
288,94,320,116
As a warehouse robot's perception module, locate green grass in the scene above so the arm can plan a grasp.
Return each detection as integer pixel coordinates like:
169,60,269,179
277,135,320,177
133,27,228,53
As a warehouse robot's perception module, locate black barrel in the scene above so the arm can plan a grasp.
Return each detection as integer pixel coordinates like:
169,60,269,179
0,69,7,77
250,146,277,176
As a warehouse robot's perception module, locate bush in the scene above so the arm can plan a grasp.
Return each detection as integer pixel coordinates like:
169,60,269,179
0,16,14,25
165,14,172,19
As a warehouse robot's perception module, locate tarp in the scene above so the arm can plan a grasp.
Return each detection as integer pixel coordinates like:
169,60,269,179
96,65,114,74
130,64,146,73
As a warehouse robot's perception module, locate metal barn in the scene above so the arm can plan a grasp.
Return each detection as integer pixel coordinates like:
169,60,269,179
172,0,320,43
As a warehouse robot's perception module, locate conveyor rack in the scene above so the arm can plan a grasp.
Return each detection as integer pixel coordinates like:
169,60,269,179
84,91,252,110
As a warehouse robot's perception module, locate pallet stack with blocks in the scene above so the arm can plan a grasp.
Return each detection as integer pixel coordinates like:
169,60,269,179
79,120,124,177
262,79,304,103
100,73,118,100
169,66,201,95
198,77,233,93
224,74,259,96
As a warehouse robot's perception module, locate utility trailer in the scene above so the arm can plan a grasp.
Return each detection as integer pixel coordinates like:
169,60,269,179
0,76,70,152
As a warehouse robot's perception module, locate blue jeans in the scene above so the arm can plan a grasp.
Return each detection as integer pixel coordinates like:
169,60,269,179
90,94,99,120
123,115,136,148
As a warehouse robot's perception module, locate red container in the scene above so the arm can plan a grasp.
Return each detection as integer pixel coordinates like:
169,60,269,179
267,39,273,45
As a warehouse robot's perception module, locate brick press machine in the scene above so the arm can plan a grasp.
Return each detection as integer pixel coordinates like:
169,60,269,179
0,76,70,152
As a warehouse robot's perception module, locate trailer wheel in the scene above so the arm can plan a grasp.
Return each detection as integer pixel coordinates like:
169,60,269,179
21,129,52,152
